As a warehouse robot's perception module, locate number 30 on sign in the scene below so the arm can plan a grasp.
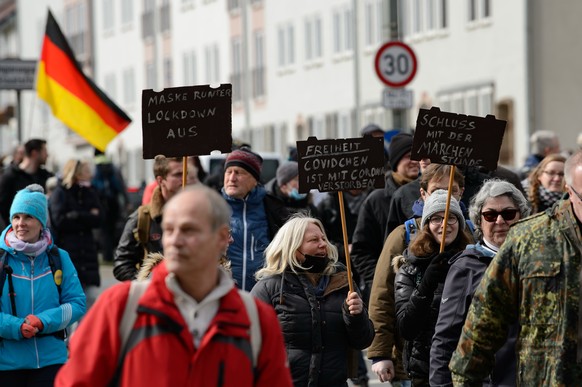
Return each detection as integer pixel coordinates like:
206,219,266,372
374,41,418,88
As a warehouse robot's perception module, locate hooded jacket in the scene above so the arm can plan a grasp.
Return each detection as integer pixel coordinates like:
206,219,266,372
223,185,289,291
0,226,86,370
56,261,292,387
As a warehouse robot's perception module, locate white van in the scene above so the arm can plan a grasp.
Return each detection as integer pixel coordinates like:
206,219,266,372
199,152,284,184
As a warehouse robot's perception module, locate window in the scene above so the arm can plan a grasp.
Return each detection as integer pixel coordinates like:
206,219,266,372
145,61,155,89
142,0,155,39
467,0,491,25
160,0,170,33
205,44,220,83
227,0,240,12
121,0,133,26
65,3,86,57
277,23,295,68
437,83,494,117
253,31,265,97
402,0,448,38
304,15,323,61
332,5,353,55
364,0,383,47
183,50,198,86
123,68,136,105
231,38,242,102
104,73,117,101
163,57,173,87
103,0,115,32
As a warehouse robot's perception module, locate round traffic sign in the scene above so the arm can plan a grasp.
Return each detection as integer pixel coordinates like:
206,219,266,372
374,41,418,88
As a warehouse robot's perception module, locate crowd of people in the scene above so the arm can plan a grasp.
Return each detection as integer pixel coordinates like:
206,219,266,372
0,127,581,386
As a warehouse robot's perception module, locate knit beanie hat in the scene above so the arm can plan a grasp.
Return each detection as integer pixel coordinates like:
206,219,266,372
224,147,263,182
10,184,48,229
276,161,298,186
388,133,413,169
360,123,384,136
421,189,465,230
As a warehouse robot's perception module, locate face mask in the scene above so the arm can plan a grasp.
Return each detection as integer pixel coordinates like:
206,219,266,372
299,253,330,273
289,188,307,201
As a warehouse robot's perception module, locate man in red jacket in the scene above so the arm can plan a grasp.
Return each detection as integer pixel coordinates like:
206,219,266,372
56,184,292,387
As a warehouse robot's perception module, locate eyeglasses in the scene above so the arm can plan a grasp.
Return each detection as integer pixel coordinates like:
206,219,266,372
570,186,582,202
429,215,458,226
542,170,565,178
481,209,519,223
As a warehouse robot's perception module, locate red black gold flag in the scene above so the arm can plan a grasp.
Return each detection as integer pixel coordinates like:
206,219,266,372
36,10,131,152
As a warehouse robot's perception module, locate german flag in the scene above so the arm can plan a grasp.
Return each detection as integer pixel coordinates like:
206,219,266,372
36,10,131,152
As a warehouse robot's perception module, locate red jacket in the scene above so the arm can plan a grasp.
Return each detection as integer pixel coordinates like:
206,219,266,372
56,262,292,387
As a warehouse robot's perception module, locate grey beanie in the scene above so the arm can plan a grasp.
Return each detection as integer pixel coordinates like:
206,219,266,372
276,161,299,186
421,189,465,230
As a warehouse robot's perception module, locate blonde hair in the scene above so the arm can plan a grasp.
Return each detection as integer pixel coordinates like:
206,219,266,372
255,214,338,280
61,159,90,189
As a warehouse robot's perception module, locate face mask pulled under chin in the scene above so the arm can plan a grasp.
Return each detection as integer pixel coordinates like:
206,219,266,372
299,253,330,273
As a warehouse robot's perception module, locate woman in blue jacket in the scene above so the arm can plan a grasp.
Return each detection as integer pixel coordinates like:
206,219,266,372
0,184,86,386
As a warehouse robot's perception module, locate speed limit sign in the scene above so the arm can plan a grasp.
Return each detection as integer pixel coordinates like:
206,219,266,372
374,41,418,88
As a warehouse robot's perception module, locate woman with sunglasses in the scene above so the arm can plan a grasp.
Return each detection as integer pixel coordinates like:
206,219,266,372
522,153,566,214
394,190,472,386
49,159,102,314
430,179,530,386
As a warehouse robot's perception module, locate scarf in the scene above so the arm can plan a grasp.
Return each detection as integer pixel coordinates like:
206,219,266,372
5,227,51,257
538,185,563,212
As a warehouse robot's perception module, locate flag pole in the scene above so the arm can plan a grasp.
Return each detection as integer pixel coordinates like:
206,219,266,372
439,165,457,253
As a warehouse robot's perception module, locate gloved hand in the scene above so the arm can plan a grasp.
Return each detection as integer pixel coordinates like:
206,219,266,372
20,323,38,339
417,250,456,295
26,314,44,332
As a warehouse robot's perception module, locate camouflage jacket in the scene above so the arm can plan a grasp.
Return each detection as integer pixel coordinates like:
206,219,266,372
450,199,582,386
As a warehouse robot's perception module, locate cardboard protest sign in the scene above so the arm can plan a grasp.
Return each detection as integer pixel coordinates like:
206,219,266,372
142,84,232,159
296,136,385,193
411,107,506,171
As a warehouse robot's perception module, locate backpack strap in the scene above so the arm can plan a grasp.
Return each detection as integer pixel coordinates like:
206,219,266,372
110,279,151,387
238,289,262,369
48,246,63,297
133,205,151,246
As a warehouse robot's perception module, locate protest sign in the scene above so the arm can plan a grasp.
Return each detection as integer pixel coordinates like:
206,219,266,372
142,84,232,159
296,136,385,194
411,107,506,171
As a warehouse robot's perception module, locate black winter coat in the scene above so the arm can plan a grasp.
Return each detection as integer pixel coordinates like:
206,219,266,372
0,163,54,222
394,250,447,386
430,244,517,387
49,183,102,287
351,173,403,290
251,265,375,387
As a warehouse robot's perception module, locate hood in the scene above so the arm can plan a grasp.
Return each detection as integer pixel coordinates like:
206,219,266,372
0,225,55,258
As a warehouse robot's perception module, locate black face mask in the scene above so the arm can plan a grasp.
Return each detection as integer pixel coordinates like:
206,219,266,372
299,253,330,273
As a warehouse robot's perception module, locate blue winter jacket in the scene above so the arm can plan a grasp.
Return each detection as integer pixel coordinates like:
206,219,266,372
223,186,271,291
0,226,86,370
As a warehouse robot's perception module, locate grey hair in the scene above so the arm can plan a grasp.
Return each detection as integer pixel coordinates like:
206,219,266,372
530,130,558,155
255,214,338,280
469,179,531,240
565,150,582,186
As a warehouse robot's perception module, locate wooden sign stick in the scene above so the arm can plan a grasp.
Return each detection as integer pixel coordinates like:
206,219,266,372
439,165,457,253
338,191,354,293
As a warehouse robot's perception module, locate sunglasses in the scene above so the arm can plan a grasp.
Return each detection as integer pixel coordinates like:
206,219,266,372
481,209,519,223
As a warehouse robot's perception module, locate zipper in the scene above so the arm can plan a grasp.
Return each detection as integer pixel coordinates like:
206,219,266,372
242,201,248,291
30,256,41,368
